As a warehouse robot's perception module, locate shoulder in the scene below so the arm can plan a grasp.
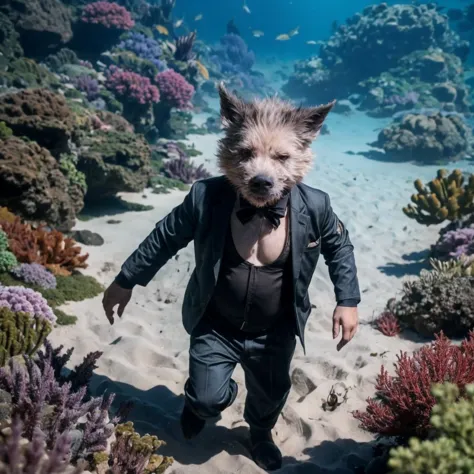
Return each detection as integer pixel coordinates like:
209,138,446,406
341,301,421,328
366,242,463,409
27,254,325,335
296,182,330,214
191,175,234,202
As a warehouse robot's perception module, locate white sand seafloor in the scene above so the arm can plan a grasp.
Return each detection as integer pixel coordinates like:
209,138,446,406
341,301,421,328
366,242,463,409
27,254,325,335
50,107,474,473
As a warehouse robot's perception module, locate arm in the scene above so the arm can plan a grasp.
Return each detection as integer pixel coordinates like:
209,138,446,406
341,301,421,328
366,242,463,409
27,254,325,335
320,194,361,306
115,182,199,289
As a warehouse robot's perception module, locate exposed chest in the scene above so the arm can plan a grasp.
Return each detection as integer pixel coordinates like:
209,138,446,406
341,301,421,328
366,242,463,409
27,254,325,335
230,209,289,266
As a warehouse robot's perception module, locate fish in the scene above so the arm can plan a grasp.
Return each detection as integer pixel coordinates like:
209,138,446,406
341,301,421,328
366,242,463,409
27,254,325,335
288,26,299,36
194,60,209,80
194,13,203,21
276,34,290,41
243,3,251,14
306,40,322,45
252,29,264,37
155,24,169,35
174,18,184,28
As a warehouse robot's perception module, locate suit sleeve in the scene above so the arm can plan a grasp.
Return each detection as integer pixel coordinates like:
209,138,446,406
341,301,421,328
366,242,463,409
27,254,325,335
320,194,361,305
115,182,199,289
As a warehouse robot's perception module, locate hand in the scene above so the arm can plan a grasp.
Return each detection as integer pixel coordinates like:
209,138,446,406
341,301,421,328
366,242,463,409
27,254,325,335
102,281,132,325
332,305,358,351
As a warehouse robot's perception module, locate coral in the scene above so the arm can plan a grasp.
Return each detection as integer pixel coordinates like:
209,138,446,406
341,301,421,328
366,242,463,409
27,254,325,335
0,12,22,60
388,266,474,337
117,32,166,71
429,256,474,278
11,264,57,290
0,58,59,89
374,311,401,337
0,0,73,57
372,113,472,164
77,130,152,199
59,154,88,193
0,122,12,140
0,138,83,232
162,157,211,184
0,233,6,254
0,307,52,367
353,332,474,439
0,286,56,324
0,89,74,157
44,48,80,72
212,34,255,74
403,169,474,225
0,252,17,273
0,208,16,224
388,383,474,473
0,417,81,474
0,219,89,274
74,75,100,101
174,32,197,61
81,1,134,29
431,228,474,260
106,66,160,106
155,69,195,109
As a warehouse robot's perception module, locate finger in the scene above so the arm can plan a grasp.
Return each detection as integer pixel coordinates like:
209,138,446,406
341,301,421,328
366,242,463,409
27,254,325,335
103,299,115,325
332,318,340,339
337,327,352,351
117,301,126,318
350,324,359,338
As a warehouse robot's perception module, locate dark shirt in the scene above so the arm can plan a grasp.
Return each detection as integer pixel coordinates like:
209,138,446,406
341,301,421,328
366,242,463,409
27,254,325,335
207,221,293,333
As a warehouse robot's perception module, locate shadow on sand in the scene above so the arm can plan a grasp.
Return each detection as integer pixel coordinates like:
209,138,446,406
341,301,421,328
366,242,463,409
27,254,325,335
377,250,431,277
87,372,378,473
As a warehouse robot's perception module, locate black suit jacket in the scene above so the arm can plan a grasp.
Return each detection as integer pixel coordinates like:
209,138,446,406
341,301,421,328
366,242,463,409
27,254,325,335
116,176,361,351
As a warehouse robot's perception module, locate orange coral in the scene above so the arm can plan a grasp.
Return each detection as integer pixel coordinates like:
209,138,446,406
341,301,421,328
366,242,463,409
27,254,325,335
0,207,16,223
0,217,89,273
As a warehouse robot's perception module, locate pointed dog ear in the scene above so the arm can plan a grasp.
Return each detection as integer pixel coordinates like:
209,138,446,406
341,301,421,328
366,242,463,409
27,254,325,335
293,100,336,140
218,82,246,127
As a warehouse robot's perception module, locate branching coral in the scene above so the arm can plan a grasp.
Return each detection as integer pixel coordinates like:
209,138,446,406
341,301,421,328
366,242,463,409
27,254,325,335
0,287,56,325
0,307,52,367
155,70,194,109
388,383,474,473
163,157,211,184
174,32,196,61
374,311,401,337
403,169,474,225
81,1,134,29
0,208,15,224
118,32,166,71
0,232,7,253
431,228,474,260
0,252,16,274
74,75,100,101
11,264,57,290
353,331,474,439
429,256,474,277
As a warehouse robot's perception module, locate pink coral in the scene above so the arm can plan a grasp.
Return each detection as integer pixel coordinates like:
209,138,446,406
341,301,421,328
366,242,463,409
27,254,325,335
81,1,134,30
155,70,195,109
375,311,401,337
106,66,160,105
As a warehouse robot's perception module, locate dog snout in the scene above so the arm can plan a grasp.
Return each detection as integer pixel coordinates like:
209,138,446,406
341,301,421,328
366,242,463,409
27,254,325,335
249,174,274,192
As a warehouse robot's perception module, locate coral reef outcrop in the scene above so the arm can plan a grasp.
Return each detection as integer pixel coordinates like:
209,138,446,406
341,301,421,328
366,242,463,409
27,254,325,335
0,138,84,232
371,113,472,164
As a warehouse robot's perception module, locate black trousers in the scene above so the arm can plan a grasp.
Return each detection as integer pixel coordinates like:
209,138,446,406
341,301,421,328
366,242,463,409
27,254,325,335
184,312,296,431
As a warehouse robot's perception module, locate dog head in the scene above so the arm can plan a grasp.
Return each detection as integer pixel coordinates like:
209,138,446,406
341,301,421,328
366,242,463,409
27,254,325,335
216,83,334,207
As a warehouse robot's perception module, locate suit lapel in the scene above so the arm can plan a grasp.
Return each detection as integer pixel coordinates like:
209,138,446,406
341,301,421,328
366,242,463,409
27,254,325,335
211,181,236,281
290,185,310,284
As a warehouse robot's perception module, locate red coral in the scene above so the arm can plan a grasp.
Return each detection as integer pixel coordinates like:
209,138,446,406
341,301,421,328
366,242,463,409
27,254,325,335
353,331,474,439
375,311,401,337
106,66,160,105
81,1,134,30
155,69,195,109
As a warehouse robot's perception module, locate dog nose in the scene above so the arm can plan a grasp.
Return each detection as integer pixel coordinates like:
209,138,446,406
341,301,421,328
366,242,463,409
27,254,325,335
250,174,274,191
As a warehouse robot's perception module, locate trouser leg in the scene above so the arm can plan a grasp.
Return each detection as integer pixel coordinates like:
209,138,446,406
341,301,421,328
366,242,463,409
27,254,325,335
184,316,241,420
241,319,296,431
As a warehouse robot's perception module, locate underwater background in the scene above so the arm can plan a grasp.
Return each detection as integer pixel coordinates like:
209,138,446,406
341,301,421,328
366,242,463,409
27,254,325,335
1,0,474,472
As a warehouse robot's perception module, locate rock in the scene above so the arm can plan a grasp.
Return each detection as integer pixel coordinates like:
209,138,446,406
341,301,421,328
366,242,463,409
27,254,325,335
333,99,353,115
0,57,59,89
77,130,152,199
0,88,74,157
291,367,317,398
0,12,23,60
0,137,84,231
71,230,104,246
0,0,73,57
432,82,457,102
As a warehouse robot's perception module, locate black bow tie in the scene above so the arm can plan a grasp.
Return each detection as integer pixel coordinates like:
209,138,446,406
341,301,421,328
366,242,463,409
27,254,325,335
236,194,289,229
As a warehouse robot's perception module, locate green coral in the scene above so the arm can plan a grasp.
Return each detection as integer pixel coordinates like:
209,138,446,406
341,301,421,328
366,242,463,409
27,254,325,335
110,50,159,80
99,90,124,114
0,251,17,273
403,169,474,225
0,231,8,252
0,122,12,140
53,309,77,326
0,58,59,89
59,153,87,193
150,175,189,194
389,383,474,474
0,307,52,367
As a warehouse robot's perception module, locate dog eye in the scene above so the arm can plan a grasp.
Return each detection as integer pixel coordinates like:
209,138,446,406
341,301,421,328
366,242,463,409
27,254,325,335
240,148,254,160
275,153,290,161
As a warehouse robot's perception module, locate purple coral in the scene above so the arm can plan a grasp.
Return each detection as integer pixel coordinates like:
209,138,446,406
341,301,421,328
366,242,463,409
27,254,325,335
155,69,194,109
106,66,160,105
432,228,474,260
11,263,57,290
74,75,100,101
0,286,56,324
163,156,211,184
118,32,167,71
384,91,419,106
211,34,255,75
81,1,134,30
